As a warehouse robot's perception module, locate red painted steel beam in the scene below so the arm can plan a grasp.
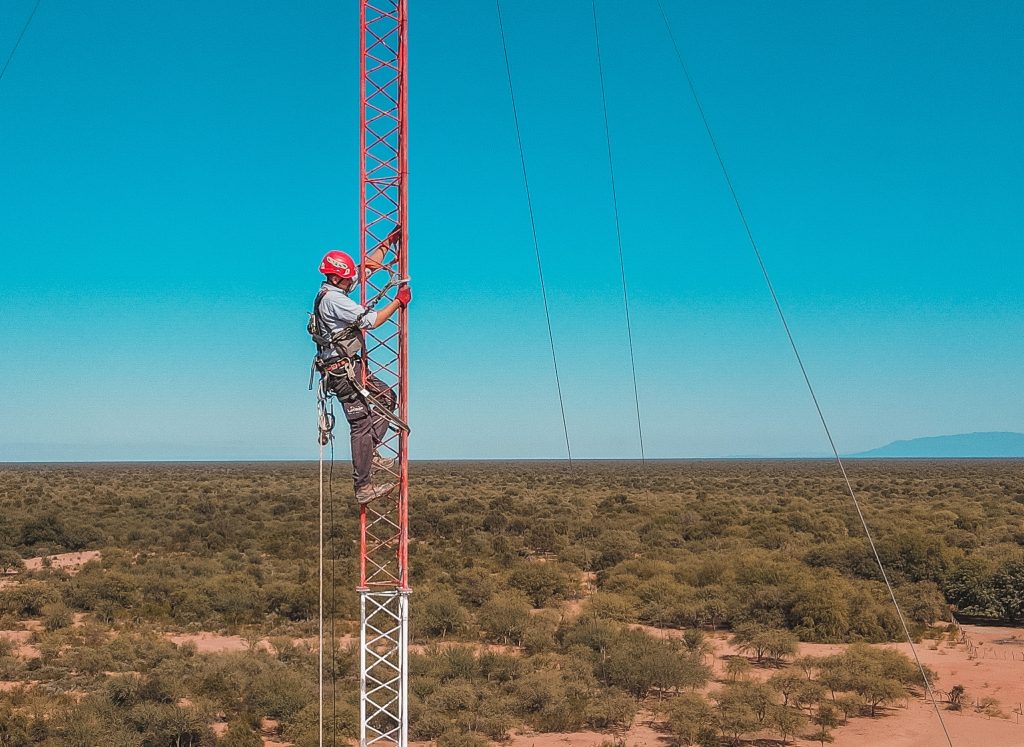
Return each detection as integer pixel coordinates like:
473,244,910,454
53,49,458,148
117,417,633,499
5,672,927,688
358,0,408,592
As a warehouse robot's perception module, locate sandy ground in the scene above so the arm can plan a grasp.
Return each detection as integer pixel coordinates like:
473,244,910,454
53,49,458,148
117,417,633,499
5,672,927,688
0,628,40,659
166,632,274,654
208,721,290,747
0,680,35,692
166,631,357,655
21,550,101,573
261,718,290,747
828,700,1024,747
500,715,670,747
0,551,102,589
493,698,1024,747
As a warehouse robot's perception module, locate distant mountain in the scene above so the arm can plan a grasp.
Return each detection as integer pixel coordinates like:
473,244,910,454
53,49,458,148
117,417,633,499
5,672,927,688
853,432,1024,458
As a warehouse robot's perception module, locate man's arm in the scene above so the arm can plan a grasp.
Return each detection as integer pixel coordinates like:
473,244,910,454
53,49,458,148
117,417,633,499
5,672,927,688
369,283,411,329
364,224,402,272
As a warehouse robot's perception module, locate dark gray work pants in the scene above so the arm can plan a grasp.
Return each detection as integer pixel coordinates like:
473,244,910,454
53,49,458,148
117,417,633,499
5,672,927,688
326,361,396,491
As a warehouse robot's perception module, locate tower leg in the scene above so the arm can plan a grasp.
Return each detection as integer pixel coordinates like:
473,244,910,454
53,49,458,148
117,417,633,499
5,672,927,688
360,589,409,747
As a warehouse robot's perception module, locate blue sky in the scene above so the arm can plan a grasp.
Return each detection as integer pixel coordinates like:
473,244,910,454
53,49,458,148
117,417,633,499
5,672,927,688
1,0,1021,460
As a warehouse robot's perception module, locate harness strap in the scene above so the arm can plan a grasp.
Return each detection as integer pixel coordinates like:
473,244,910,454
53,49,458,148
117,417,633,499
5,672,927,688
311,289,330,354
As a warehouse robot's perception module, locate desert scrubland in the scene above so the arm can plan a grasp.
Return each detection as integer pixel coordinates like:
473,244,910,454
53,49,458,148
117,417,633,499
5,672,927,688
0,460,1022,746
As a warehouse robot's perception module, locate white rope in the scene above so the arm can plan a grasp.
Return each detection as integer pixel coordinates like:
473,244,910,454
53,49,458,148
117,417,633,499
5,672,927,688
318,382,326,747
318,446,324,746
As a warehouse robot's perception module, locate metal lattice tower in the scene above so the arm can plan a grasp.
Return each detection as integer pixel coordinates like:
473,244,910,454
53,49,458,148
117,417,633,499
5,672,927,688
358,1,409,746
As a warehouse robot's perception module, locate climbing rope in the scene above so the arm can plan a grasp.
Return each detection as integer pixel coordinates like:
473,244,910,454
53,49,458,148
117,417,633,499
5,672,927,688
495,0,574,469
328,431,339,746
590,0,646,465
654,3,954,744
0,0,43,84
317,422,324,747
316,384,340,747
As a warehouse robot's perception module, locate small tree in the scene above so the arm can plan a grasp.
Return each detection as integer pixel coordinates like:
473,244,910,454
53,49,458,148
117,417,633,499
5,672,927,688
724,657,752,682
855,674,905,716
733,625,797,665
220,720,263,747
732,623,768,663
663,693,715,747
681,628,713,663
990,560,1024,622
477,591,531,646
583,689,637,730
764,629,799,663
815,702,841,731
0,550,24,575
767,704,805,744
817,659,851,700
834,693,864,722
810,699,841,745
794,680,827,715
417,588,471,639
42,602,73,631
810,726,836,746
949,684,966,711
508,561,574,607
794,654,821,679
584,592,638,623
714,686,760,746
600,630,709,700
811,702,841,744
769,671,804,707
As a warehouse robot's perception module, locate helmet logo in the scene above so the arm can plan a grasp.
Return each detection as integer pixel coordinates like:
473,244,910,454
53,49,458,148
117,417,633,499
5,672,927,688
327,257,351,271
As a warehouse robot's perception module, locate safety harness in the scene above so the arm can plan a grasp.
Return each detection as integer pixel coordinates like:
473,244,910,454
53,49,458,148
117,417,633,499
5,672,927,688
309,278,411,443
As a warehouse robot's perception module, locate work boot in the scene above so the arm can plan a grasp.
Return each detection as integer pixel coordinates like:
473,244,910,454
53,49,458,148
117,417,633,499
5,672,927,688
355,482,396,506
372,454,397,472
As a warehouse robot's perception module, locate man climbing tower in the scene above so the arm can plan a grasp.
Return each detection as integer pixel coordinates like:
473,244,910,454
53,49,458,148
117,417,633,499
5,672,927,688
311,227,411,504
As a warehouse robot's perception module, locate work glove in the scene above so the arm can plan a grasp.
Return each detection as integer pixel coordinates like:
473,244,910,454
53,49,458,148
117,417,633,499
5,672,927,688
397,284,412,307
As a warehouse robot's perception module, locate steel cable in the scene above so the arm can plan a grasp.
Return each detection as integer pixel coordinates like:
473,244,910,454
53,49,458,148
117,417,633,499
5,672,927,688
0,0,42,85
655,3,954,745
495,0,574,469
591,0,647,465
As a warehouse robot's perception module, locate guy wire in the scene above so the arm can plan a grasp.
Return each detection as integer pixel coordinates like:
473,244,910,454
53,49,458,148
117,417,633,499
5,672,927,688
591,0,647,466
0,0,43,84
495,0,574,470
654,3,954,744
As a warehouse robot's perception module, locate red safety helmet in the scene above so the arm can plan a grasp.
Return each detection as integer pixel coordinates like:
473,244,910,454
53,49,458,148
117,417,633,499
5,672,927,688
319,250,357,279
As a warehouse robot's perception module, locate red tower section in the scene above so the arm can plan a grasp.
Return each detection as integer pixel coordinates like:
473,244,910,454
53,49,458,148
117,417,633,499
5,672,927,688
357,1,409,745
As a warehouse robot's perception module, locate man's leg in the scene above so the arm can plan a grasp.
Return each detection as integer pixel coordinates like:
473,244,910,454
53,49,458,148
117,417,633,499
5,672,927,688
341,397,375,491
355,361,397,447
327,371,375,492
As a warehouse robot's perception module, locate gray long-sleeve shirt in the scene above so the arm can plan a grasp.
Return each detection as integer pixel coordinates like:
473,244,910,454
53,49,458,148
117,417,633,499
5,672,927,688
317,280,377,359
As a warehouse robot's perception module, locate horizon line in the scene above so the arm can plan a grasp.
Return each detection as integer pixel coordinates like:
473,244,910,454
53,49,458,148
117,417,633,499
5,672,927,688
3,456,1023,466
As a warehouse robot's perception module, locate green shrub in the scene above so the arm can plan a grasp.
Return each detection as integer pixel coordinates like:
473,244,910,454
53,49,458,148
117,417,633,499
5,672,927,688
219,720,262,747
508,561,575,607
477,591,532,645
